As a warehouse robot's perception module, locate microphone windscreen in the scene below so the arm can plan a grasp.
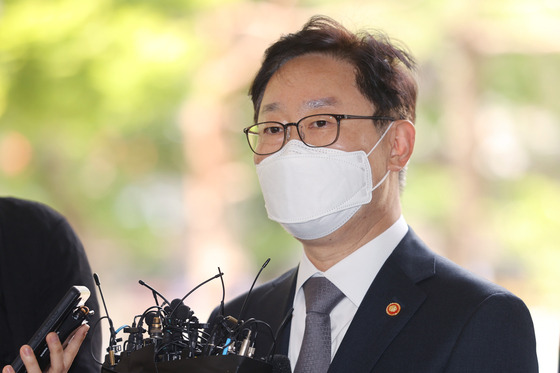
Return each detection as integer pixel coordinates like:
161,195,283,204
176,304,193,320
170,298,182,309
271,355,292,373
168,298,183,315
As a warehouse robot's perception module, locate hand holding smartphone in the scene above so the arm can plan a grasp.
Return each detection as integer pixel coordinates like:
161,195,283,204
9,286,92,373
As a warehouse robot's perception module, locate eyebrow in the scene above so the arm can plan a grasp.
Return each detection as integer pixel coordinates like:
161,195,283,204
260,97,339,115
261,102,281,114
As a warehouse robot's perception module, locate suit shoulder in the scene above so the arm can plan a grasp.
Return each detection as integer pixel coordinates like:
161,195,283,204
432,253,515,301
396,229,519,302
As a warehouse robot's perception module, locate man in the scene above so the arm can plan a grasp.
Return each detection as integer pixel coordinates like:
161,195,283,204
211,15,538,372
0,197,99,373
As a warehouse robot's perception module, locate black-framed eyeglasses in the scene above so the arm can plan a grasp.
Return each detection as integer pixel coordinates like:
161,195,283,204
242,114,395,155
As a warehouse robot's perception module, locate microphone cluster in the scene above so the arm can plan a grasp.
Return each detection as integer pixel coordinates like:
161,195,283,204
95,261,291,373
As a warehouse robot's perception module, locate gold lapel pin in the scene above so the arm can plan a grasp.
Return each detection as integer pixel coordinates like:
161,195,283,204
386,302,401,316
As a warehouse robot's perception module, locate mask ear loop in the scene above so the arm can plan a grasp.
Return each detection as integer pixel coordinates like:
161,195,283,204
366,121,395,157
366,121,395,192
371,169,391,192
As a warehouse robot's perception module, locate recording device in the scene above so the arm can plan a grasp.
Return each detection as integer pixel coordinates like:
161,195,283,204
11,285,93,373
97,260,291,373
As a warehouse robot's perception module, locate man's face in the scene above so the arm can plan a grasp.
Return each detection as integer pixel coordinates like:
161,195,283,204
253,52,410,247
255,53,387,167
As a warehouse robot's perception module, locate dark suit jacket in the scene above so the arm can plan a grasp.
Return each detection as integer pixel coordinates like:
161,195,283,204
210,228,538,372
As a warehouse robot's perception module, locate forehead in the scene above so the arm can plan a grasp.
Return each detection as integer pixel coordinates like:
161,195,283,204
259,53,372,119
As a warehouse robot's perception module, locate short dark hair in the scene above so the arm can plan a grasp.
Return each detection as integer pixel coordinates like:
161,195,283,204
249,15,417,127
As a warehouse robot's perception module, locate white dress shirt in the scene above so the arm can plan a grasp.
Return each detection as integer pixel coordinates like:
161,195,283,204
288,215,408,370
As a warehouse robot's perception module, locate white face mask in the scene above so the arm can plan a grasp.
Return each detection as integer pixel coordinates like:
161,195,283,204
255,122,393,240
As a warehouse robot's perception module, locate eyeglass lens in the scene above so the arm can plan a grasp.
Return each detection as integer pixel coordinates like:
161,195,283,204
247,114,339,155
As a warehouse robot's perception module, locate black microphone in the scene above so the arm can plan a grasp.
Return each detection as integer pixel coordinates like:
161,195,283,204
169,270,224,317
210,258,269,359
93,273,118,366
165,298,193,320
271,355,292,373
138,280,171,307
238,258,270,322
218,266,226,317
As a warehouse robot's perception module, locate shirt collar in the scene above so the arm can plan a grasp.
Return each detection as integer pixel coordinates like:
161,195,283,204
296,215,408,306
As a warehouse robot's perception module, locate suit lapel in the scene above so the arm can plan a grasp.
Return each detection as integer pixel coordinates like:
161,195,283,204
329,229,435,372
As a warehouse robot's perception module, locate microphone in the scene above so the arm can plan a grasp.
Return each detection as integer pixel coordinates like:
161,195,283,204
165,298,194,320
98,265,278,372
218,266,226,317
93,273,119,366
169,270,224,317
238,258,270,322
138,280,171,307
206,258,271,358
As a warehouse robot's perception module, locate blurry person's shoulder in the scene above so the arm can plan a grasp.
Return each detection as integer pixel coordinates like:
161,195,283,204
0,196,66,228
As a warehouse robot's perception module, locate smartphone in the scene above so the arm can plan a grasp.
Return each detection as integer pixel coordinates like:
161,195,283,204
11,285,92,373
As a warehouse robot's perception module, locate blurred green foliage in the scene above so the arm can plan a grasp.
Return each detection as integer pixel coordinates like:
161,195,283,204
0,0,208,271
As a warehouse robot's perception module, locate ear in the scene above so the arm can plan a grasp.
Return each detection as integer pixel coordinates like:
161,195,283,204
388,120,415,172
